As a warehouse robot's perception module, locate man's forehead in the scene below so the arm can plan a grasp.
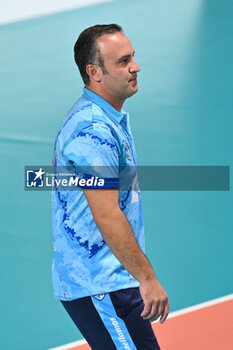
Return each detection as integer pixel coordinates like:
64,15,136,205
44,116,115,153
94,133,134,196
97,32,134,59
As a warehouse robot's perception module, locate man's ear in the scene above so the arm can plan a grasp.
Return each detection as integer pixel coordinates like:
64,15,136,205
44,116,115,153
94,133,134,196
86,64,102,83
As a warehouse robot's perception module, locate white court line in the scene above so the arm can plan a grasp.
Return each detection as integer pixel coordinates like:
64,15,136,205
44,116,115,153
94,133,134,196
48,338,88,350
166,292,233,319
48,293,233,349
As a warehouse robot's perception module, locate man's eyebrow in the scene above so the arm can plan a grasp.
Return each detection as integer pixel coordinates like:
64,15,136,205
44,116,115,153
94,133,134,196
116,51,135,62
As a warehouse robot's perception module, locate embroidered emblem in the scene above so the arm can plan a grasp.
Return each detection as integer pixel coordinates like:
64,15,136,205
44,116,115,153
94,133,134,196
93,294,105,301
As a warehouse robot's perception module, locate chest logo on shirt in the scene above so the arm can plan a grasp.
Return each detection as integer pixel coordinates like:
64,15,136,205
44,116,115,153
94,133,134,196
93,294,105,301
123,139,132,161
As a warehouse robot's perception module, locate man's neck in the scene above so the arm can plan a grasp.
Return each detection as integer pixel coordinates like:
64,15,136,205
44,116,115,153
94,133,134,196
85,86,124,112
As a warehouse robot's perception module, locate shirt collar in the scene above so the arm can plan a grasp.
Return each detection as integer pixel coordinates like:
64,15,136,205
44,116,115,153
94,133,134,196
82,87,127,124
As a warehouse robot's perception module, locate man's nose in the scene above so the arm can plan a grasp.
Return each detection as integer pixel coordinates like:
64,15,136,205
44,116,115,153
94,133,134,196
130,58,141,73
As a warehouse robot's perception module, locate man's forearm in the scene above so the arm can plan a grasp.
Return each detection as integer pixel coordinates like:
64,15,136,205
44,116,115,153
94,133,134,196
84,189,169,324
94,207,156,283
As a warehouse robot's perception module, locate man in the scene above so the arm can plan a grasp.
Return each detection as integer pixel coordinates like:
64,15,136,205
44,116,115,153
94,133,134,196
52,24,169,349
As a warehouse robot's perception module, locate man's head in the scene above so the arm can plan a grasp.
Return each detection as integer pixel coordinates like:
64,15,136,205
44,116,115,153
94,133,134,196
74,24,122,86
74,24,140,109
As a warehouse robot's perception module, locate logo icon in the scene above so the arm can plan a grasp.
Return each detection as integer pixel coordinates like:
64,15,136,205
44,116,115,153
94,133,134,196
26,168,45,187
93,294,105,301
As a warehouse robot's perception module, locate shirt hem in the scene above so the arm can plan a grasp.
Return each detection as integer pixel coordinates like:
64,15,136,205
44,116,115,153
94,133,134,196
54,281,140,301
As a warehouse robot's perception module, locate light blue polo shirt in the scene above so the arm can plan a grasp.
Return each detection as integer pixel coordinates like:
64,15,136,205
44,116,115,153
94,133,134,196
52,87,145,300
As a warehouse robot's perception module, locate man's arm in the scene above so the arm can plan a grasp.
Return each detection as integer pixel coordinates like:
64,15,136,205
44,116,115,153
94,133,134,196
84,188,169,324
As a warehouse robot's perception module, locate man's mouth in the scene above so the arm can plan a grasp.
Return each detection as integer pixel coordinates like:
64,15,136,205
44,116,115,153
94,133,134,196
129,76,137,82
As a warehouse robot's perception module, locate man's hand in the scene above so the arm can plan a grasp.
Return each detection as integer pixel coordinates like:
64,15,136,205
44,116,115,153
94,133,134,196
140,277,169,324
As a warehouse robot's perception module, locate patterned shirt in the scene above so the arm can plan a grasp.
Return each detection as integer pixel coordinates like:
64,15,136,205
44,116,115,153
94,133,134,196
52,87,145,300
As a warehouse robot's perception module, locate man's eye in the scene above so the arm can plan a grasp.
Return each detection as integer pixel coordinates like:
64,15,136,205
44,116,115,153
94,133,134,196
120,58,129,64
120,57,129,63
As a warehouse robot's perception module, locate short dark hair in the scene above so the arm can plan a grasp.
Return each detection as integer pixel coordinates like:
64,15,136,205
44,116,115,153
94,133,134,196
74,24,123,85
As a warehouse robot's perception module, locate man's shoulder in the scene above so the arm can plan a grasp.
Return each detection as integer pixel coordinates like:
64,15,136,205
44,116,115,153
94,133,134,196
56,96,120,150
70,98,120,137
66,96,93,124
62,96,113,132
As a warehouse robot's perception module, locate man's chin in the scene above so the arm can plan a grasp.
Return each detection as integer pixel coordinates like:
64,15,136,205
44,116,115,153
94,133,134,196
128,84,138,97
119,84,139,101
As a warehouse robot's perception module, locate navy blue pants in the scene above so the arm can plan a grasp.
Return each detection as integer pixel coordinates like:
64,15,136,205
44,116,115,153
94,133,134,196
61,287,161,350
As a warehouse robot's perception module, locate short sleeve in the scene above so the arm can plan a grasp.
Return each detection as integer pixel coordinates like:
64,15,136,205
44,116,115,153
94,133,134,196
63,123,120,189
